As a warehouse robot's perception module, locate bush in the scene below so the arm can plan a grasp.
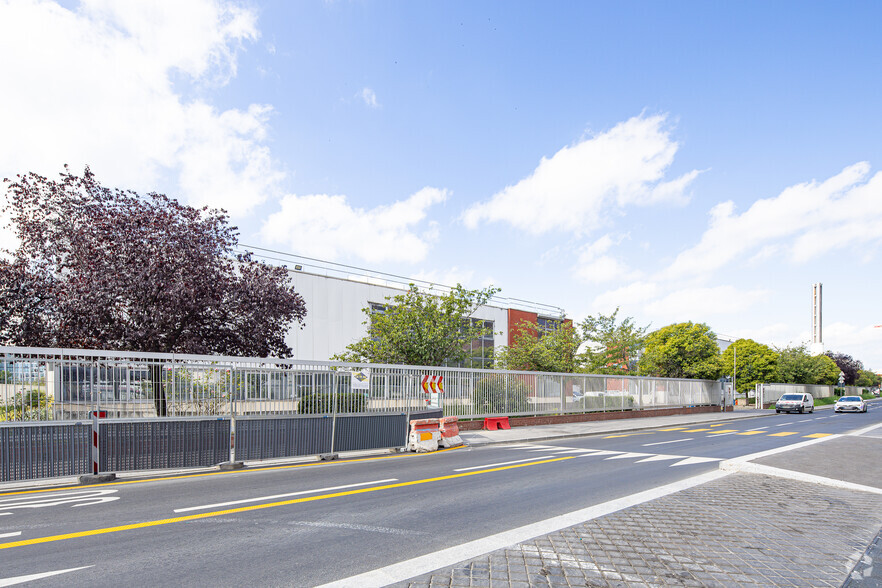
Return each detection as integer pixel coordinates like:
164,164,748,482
297,392,366,414
1,389,53,421
471,375,530,414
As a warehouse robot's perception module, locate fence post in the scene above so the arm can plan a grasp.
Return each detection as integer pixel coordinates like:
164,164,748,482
330,370,338,454
91,411,100,475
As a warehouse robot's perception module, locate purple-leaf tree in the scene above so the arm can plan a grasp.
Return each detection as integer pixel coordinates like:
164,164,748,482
1,167,306,415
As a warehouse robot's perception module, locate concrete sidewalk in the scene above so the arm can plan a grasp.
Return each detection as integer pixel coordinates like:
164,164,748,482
405,408,882,587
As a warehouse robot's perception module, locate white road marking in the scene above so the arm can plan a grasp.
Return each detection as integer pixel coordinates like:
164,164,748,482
849,422,882,436
0,489,119,515
775,423,790,427
316,469,729,588
746,426,769,431
0,531,21,538
670,456,722,467
604,452,653,461
642,438,693,447
635,455,681,463
454,457,548,472
549,449,602,454
720,462,882,495
0,566,93,587
796,419,812,423
173,479,398,513
528,447,569,452
574,450,621,457
704,432,738,437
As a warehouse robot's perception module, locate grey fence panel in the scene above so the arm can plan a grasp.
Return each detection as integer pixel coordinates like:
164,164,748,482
333,414,408,452
0,422,91,482
100,418,229,472
234,416,332,461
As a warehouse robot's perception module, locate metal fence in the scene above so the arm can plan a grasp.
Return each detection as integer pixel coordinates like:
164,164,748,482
0,346,721,422
757,383,870,406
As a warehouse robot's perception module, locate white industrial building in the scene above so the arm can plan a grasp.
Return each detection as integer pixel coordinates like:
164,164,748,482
270,253,567,364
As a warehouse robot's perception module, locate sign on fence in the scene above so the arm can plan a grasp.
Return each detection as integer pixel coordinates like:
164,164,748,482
420,375,444,407
350,368,370,392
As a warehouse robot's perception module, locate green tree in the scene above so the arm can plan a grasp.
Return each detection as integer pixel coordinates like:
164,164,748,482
777,344,844,385
855,369,880,388
578,307,648,375
721,339,779,396
811,354,842,385
495,320,580,372
638,322,722,380
333,284,499,366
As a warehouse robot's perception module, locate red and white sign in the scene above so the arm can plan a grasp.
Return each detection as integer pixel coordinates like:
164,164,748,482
420,375,444,394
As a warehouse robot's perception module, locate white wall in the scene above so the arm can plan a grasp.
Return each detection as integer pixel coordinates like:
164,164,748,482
285,271,510,361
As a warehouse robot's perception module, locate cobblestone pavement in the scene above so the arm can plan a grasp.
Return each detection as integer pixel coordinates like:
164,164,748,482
403,473,882,588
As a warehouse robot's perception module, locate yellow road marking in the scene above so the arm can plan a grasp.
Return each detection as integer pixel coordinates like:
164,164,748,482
706,429,738,434
682,428,712,432
804,433,832,438
0,455,574,550
0,445,466,498
708,424,724,427
603,432,654,439
657,427,688,431
736,431,764,435
768,432,798,437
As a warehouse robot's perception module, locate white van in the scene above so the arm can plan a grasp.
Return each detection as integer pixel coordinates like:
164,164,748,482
775,393,814,414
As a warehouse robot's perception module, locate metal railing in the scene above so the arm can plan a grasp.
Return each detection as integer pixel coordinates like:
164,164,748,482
1,346,721,422
756,383,871,406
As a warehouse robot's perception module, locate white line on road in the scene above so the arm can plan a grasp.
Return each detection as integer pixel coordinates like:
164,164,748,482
316,469,730,588
642,438,693,447
796,419,812,423
746,426,769,431
775,423,790,427
0,532,21,539
173,479,398,513
0,566,93,587
705,432,738,437
454,457,549,472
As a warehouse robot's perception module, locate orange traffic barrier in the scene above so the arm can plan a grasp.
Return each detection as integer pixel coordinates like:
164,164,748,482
408,418,441,452
438,416,463,447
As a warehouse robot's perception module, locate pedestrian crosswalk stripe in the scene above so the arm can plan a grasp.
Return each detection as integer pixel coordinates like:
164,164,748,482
670,456,722,467
768,432,798,437
635,454,681,463
604,452,653,460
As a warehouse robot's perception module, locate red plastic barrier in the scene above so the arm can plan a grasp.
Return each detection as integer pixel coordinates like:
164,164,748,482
439,416,460,438
482,416,510,430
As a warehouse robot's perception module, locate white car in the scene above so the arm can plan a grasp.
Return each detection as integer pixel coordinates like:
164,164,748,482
834,396,867,413
775,393,814,414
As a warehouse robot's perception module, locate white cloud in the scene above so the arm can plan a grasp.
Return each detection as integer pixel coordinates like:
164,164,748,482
644,285,768,323
261,187,449,263
462,114,699,235
665,162,882,280
0,0,276,218
592,281,661,310
358,87,380,108
573,234,635,283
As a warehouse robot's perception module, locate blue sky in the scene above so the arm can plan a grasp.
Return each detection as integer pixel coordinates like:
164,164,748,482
2,0,881,369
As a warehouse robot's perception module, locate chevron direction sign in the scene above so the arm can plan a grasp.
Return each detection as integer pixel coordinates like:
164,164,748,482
420,375,444,406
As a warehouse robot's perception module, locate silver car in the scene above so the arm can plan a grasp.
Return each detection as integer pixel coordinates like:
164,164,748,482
834,396,867,413
775,393,814,414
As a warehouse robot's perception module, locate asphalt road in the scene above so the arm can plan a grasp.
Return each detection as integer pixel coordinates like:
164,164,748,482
1,405,878,587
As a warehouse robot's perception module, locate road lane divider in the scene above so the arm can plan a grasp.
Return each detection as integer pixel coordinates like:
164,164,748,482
642,438,692,446
0,456,576,551
173,479,399,513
